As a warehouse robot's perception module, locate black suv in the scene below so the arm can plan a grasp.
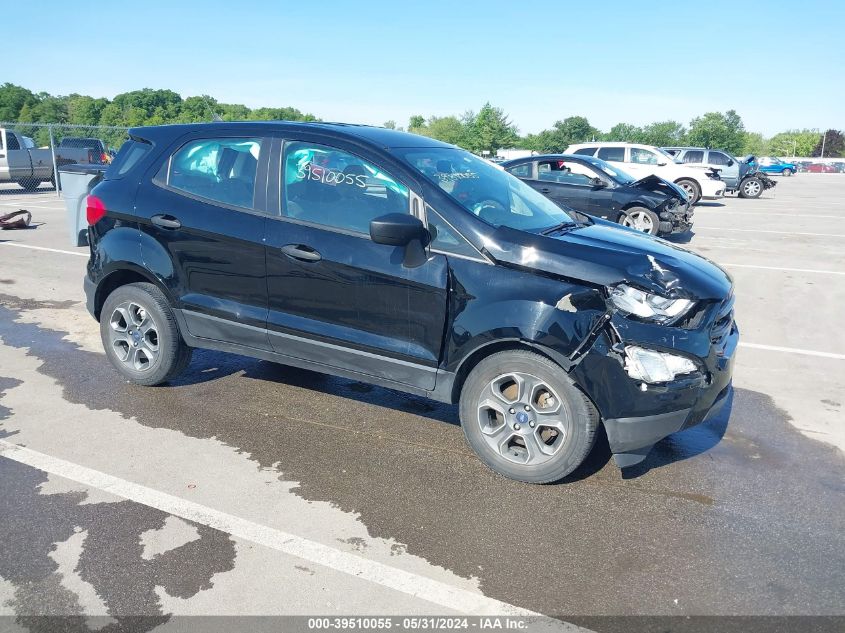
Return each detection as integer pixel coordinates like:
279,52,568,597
84,122,737,483
502,154,692,236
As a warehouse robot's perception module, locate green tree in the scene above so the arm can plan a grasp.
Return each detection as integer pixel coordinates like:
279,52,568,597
640,121,686,147
603,123,643,142
525,116,598,153
740,132,769,156
408,115,426,131
412,115,466,146
687,110,745,154
462,103,519,155
383,120,397,130
812,129,845,158
768,129,820,157
0,83,38,121
67,95,108,126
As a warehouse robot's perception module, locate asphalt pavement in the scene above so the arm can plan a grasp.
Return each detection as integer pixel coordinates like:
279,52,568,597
0,176,843,632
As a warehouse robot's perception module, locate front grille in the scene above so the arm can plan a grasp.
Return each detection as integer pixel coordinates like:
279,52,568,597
710,294,735,350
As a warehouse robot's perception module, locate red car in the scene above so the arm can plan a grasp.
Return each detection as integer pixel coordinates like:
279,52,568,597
807,163,836,173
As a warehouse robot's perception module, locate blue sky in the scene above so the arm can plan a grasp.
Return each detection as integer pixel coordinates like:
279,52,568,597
6,0,843,135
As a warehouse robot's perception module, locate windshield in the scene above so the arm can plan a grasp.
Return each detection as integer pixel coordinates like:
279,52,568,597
576,155,636,184
396,148,573,232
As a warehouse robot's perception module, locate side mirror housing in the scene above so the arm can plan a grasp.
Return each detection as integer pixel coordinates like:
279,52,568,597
591,177,607,188
369,213,430,267
727,159,735,166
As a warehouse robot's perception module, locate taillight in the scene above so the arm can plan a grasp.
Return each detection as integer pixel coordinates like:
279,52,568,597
101,152,107,163
86,195,106,225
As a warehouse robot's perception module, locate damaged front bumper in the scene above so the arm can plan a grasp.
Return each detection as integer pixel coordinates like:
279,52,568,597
570,296,738,468
659,202,694,234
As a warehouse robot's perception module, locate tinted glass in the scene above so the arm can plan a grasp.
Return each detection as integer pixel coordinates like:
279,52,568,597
397,147,572,232
597,147,624,162
682,150,705,163
426,206,480,258
709,151,731,165
169,137,260,208
6,133,20,151
506,163,533,178
574,147,598,157
538,160,594,185
630,148,660,164
108,140,151,178
283,142,409,234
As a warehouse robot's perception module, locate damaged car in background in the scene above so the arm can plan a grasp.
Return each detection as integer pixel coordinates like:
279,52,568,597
84,122,738,483
501,153,692,236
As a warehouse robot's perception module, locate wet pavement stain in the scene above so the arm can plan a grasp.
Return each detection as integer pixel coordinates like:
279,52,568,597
0,296,844,616
0,458,236,632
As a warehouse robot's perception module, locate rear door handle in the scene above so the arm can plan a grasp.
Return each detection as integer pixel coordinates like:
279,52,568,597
280,244,321,262
151,214,182,229
539,188,551,194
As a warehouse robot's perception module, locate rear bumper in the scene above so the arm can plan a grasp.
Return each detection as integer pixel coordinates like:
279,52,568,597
84,274,97,318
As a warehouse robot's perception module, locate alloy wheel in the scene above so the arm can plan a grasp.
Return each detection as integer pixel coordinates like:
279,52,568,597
108,301,160,371
476,373,570,466
743,180,762,197
622,210,654,233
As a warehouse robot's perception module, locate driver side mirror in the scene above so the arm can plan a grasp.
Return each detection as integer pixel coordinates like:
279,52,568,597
727,159,734,166
369,213,430,268
591,177,607,188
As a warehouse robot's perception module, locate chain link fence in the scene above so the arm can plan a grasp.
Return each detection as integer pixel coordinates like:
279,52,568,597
0,122,129,195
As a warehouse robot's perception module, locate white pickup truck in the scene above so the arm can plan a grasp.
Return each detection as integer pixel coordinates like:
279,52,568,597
0,128,107,191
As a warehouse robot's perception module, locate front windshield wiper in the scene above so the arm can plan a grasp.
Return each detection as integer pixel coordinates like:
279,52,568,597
540,221,580,235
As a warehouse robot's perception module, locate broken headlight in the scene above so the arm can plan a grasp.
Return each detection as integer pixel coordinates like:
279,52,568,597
625,346,698,383
608,284,694,324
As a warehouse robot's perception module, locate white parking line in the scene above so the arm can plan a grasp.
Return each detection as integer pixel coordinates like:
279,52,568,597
738,342,845,360
0,440,543,618
0,242,88,258
0,202,65,210
694,227,845,238
721,263,845,276
697,211,842,219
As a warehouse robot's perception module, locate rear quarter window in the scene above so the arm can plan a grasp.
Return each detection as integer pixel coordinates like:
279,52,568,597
105,140,152,179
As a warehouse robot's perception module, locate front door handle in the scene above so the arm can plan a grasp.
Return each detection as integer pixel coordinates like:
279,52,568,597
280,244,321,262
539,187,551,194
151,214,182,229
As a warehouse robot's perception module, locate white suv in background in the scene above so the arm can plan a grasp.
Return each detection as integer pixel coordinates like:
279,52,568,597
565,142,725,204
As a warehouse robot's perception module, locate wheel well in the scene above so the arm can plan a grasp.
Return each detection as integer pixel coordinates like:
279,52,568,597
449,340,560,404
94,270,158,320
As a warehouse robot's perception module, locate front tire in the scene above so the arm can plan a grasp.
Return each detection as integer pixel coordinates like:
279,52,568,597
100,282,192,386
675,178,701,205
619,206,660,235
782,168,793,176
739,177,763,198
459,350,598,483
17,178,42,191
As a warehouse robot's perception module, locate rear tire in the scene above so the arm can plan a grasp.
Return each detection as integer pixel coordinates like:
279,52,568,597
781,168,793,176
459,350,598,483
739,177,763,199
100,282,192,386
675,178,701,205
17,178,42,191
619,206,660,235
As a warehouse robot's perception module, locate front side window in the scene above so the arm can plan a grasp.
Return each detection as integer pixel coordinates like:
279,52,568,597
682,150,705,164
709,151,731,166
6,133,20,151
538,160,595,185
283,142,409,234
597,146,625,162
168,137,261,208
630,147,660,164
397,147,572,232
426,206,481,259
506,163,533,179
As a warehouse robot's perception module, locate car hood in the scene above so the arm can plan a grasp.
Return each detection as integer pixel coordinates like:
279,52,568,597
485,220,732,300
628,174,687,200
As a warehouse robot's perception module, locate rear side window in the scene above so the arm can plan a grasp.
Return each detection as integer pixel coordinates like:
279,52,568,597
107,139,151,178
506,163,532,178
573,147,597,156
282,142,409,234
597,147,624,162
168,137,261,209
682,150,705,164
6,133,20,151
709,151,731,165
